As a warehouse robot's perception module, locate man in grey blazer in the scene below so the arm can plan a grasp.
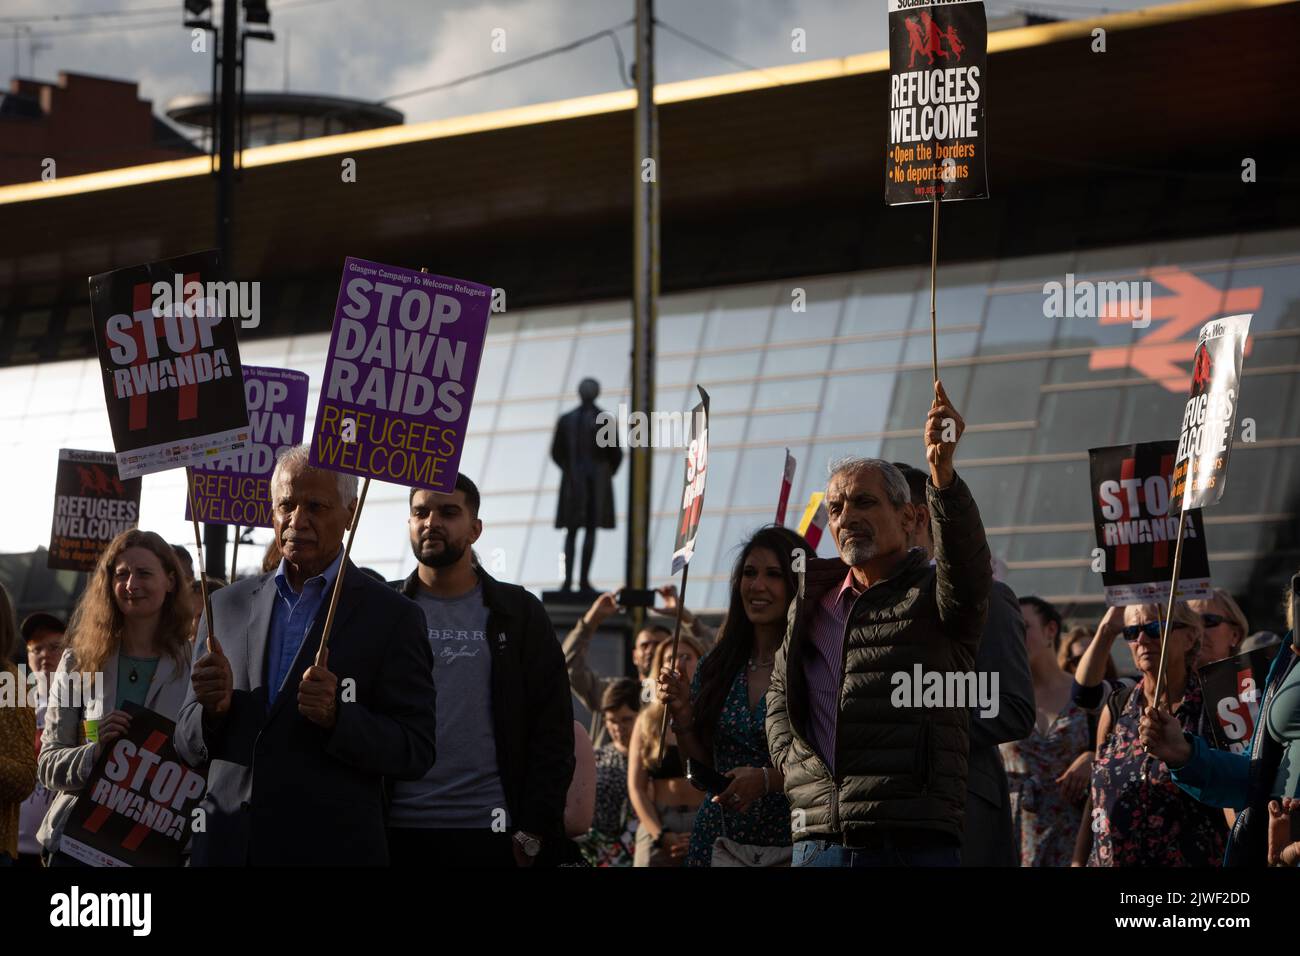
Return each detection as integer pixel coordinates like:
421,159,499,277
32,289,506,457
175,446,437,866
894,463,1035,866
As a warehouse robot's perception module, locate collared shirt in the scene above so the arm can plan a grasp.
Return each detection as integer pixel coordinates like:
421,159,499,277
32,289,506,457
804,569,862,776
267,548,344,706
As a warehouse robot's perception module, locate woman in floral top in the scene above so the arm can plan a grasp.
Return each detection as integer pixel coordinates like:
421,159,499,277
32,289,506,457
580,679,641,867
658,526,810,867
1087,601,1226,867
1001,597,1091,867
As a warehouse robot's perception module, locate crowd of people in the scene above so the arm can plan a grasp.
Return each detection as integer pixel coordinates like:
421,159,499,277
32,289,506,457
0,381,1297,868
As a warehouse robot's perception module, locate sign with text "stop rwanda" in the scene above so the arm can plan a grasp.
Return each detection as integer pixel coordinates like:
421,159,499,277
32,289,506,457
1088,440,1210,607
60,702,207,868
89,251,250,480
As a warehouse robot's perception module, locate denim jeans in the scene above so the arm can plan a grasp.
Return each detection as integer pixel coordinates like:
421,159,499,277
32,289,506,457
793,835,960,868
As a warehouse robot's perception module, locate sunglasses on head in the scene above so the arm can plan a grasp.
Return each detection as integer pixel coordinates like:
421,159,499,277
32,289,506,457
1201,613,1227,628
1122,621,1189,642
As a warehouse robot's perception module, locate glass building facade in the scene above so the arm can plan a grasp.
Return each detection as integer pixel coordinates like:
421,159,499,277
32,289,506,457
2,227,1298,625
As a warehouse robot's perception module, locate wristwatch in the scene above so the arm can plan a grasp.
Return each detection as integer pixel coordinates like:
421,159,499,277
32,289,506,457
652,828,672,849
513,830,542,858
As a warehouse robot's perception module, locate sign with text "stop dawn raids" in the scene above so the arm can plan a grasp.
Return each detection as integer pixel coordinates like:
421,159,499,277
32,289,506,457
185,366,309,528
887,0,989,205
1088,441,1210,607
48,449,142,572
310,258,492,493
89,251,250,480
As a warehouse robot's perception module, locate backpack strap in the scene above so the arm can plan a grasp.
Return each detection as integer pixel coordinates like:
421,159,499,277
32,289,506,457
1104,680,1137,737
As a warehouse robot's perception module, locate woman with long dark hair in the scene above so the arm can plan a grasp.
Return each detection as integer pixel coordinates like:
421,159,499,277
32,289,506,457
659,525,809,867
37,529,194,866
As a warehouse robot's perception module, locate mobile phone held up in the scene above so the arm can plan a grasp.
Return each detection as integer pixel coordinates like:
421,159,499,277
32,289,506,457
686,758,732,795
616,587,657,608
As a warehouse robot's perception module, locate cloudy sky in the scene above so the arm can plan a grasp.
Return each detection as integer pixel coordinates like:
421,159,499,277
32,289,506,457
2,0,1161,134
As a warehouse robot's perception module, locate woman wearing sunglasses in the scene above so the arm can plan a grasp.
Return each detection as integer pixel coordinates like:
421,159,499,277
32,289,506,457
1187,587,1250,667
1072,602,1226,866
1142,574,1300,866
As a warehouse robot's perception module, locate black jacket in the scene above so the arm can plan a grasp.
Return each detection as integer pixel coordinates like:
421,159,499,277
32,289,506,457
395,568,575,843
962,580,1035,866
767,473,992,844
176,560,438,866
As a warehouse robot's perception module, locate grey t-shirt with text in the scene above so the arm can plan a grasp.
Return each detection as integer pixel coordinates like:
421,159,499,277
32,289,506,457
388,584,509,829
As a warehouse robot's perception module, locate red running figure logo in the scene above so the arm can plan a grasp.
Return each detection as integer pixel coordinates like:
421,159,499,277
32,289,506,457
906,12,964,67
1191,343,1213,392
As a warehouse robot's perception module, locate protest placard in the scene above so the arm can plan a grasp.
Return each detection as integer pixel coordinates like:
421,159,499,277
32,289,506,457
671,387,711,576
776,448,797,526
886,0,989,205
797,492,830,553
89,251,251,480
59,702,208,867
186,366,308,528
47,449,142,571
310,257,492,494
1172,314,1253,511
1088,441,1210,606
1199,647,1274,753
1155,313,1254,705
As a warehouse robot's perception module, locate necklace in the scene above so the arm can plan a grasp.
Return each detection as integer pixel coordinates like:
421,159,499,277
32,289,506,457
129,664,139,683
748,656,775,672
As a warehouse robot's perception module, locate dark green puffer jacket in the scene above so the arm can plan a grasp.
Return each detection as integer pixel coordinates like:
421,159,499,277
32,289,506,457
766,473,991,844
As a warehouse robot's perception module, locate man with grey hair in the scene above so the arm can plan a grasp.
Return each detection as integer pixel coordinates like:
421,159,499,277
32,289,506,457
767,381,992,866
176,444,438,865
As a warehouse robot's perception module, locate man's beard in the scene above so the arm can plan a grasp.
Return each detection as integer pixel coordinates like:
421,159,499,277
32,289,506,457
411,536,467,569
837,529,878,566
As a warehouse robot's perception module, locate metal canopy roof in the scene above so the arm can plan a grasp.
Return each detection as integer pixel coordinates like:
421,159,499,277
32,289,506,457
0,0,1296,307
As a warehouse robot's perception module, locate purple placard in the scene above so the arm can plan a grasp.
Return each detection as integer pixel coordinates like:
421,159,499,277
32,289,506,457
185,366,309,527
310,257,491,493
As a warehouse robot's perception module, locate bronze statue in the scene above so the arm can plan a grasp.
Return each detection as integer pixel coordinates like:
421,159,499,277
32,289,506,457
551,378,622,593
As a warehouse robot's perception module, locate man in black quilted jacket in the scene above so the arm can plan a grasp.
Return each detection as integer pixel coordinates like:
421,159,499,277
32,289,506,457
767,380,992,866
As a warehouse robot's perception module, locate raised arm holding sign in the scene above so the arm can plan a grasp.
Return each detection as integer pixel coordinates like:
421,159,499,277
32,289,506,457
886,0,989,384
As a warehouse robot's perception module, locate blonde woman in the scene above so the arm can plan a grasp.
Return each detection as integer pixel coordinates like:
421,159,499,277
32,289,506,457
38,529,194,866
1079,601,1226,866
1187,587,1249,667
628,634,706,866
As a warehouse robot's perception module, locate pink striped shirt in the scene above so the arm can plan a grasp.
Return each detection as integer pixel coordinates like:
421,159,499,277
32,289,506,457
804,569,862,775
